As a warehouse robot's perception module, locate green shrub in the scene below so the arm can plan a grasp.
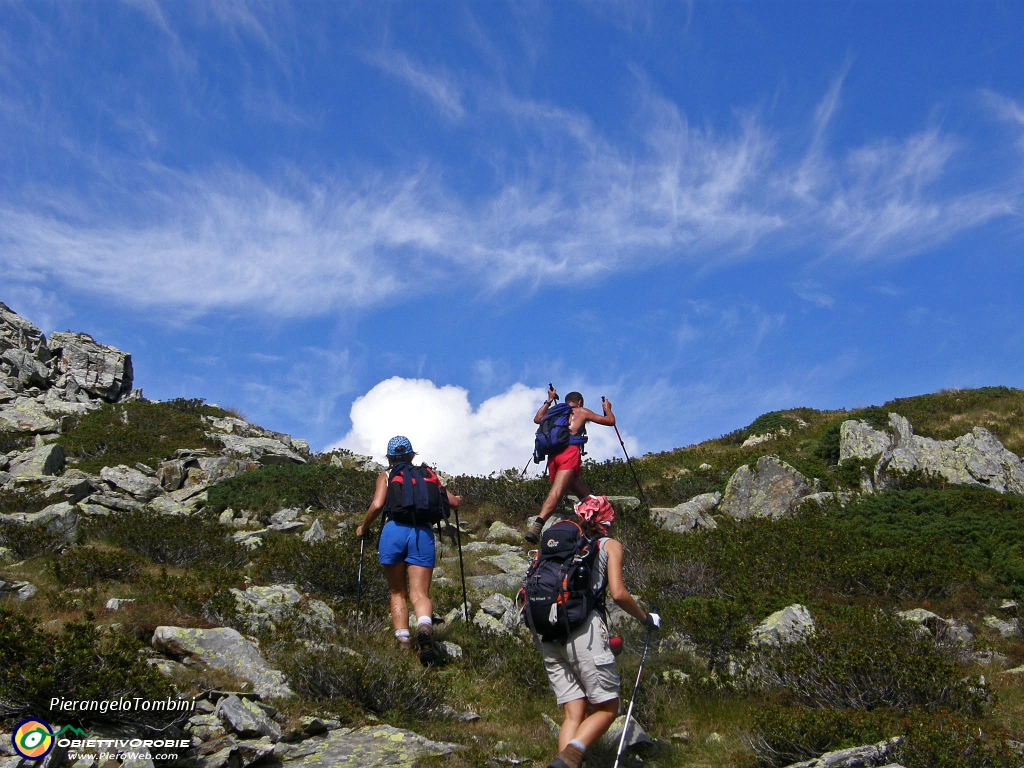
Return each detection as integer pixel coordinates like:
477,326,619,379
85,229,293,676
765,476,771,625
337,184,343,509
0,609,177,727
749,704,898,766
51,547,144,587
58,398,227,473
744,412,798,439
753,607,987,715
0,428,33,453
252,535,386,601
0,519,64,559
0,489,52,516
814,422,842,466
207,464,378,516
85,510,247,569
283,644,449,720
894,711,1024,768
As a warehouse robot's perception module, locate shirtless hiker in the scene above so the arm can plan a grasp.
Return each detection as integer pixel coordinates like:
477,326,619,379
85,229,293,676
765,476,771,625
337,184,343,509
525,386,616,544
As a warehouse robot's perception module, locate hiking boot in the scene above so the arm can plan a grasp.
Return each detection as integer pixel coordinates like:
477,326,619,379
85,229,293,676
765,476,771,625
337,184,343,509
547,743,585,768
524,516,544,544
417,625,438,666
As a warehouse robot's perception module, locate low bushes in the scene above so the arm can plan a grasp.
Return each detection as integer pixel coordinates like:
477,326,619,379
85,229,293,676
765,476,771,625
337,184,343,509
84,510,248,569
283,644,449,720
51,547,145,587
58,398,227,473
252,535,385,602
0,610,177,728
207,464,377,517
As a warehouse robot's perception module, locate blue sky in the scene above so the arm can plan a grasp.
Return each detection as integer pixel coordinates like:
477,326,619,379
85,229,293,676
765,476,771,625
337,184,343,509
2,1,1023,474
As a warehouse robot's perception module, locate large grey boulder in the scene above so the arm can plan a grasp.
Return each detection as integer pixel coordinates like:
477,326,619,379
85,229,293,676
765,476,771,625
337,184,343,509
7,443,65,478
48,332,133,402
840,420,894,462
277,723,462,767
100,465,163,501
2,348,50,388
600,715,655,752
0,501,78,543
845,414,1024,494
0,398,59,433
652,492,721,534
157,460,188,491
751,604,816,647
214,694,281,741
214,434,305,466
152,626,294,699
983,615,1020,639
720,457,813,520
0,577,39,601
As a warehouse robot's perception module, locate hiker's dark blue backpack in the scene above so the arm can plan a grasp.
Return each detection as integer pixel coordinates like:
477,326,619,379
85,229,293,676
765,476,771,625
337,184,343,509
522,520,601,643
383,463,450,527
533,403,588,463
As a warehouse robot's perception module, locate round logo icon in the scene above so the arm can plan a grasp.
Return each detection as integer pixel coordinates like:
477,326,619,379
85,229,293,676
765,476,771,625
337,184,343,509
12,719,54,761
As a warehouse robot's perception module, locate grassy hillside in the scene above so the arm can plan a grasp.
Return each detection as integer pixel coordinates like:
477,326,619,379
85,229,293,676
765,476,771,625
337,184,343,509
3,387,1024,766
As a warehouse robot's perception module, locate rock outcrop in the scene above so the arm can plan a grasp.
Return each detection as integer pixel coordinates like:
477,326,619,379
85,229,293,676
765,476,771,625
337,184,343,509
152,626,294,699
841,413,1024,494
751,604,816,646
651,492,720,534
720,457,813,520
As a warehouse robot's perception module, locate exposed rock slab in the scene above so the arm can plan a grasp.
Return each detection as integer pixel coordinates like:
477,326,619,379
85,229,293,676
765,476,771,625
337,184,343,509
7,443,65,477
720,457,812,520
0,501,78,543
840,420,893,462
0,398,58,433
231,584,334,634
651,492,720,534
100,465,163,501
279,723,462,767
152,626,294,699
214,434,305,466
48,332,133,402
751,604,815,647
782,737,902,768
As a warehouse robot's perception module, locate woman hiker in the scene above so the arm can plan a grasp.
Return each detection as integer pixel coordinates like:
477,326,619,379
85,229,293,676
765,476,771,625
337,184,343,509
355,435,462,665
538,495,660,768
526,387,617,543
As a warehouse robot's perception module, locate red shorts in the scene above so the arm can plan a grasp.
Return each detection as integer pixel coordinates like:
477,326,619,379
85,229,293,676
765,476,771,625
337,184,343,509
548,444,582,481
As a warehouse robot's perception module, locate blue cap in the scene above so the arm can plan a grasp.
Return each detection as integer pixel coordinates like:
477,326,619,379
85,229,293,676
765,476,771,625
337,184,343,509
386,435,414,457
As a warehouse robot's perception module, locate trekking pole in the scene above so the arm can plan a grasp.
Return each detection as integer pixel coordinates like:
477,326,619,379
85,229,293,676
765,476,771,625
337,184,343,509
355,536,365,633
454,504,470,622
604,396,650,510
613,626,654,768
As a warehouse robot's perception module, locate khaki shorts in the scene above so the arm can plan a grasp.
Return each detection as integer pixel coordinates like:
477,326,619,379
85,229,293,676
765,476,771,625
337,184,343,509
541,611,621,706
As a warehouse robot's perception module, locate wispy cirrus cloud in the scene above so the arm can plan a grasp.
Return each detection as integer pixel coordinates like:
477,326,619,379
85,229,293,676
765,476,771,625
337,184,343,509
366,50,466,120
1,64,1020,321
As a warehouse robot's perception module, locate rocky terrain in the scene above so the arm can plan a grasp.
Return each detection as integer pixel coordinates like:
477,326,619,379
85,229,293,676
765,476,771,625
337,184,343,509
2,302,1024,768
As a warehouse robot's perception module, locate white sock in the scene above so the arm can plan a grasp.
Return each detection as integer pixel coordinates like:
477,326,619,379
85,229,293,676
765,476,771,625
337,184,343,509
395,629,410,641
569,739,586,753
417,615,432,629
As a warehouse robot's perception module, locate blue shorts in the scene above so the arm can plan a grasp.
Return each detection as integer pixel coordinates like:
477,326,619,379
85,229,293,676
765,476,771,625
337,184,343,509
378,521,436,568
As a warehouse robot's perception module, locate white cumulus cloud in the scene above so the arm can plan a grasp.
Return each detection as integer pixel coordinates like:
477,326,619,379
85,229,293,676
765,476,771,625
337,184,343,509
329,377,634,476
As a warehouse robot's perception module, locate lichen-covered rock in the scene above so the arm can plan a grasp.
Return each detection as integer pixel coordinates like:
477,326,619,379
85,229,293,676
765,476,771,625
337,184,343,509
152,626,294,699
7,442,65,478
214,434,305,466
983,615,1020,639
0,501,78,543
651,492,720,534
751,604,815,646
606,496,641,514
0,302,46,356
100,465,163,501
2,348,50,388
720,457,813,520
231,584,335,634
600,715,654,752
279,723,462,767
869,413,1024,494
157,460,187,491
302,520,326,543
48,331,133,402
215,694,281,741
0,397,59,433
482,552,528,579
781,737,902,768
485,521,519,542
0,578,38,601
839,420,893,462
